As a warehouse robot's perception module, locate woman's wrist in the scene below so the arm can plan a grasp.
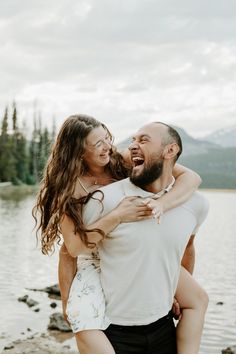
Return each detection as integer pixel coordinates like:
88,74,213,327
109,208,122,225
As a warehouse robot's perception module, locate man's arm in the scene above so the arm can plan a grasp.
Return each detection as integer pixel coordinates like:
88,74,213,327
181,235,195,274
58,243,77,321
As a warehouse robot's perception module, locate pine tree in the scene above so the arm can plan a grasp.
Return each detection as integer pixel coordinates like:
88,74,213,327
0,107,16,182
9,101,29,184
51,115,57,142
12,101,17,131
37,126,52,180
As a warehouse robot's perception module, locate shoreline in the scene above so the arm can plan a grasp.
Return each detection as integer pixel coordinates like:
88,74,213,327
0,184,38,200
0,184,235,194
2,329,236,354
200,188,236,193
1,331,78,354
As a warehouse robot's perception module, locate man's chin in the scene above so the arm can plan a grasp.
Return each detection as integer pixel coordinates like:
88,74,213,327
131,165,144,176
130,171,145,187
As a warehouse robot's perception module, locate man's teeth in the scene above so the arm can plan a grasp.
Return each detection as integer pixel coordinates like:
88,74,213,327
132,157,144,166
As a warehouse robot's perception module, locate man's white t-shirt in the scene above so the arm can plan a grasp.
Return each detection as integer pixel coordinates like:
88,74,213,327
83,178,209,326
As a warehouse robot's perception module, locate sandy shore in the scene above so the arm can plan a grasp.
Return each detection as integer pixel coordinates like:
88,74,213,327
1,331,78,354
2,333,236,354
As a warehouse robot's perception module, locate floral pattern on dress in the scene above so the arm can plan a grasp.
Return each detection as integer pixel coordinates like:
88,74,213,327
66,249,111,333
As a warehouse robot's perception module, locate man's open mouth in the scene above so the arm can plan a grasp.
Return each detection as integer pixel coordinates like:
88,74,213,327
132,157,144,167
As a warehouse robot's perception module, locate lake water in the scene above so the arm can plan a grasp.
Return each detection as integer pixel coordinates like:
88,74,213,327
0,190,235,353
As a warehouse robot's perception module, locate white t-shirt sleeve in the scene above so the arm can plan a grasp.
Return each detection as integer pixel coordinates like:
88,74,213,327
192,193,209,235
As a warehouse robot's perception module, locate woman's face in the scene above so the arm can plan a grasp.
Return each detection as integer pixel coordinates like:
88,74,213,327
83,126,112,169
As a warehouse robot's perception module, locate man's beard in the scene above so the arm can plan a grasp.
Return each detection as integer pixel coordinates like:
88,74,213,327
130,158,164,189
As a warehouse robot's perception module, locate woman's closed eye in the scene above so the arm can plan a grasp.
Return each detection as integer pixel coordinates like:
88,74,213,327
94,135,112,149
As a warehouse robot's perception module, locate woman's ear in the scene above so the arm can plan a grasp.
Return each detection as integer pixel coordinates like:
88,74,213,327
163,143,180,160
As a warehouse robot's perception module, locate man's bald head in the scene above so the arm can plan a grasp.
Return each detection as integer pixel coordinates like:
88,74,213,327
140,122,182,162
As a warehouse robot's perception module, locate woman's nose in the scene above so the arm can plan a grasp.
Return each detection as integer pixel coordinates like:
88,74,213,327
102,139,112,149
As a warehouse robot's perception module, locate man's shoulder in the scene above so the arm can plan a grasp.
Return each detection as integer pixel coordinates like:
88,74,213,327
85,178,128,208
83,178,128,223
187,191,208,205
182,191,209,218
96,178,128,195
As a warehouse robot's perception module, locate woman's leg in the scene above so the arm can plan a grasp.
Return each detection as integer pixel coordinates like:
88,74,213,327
175,266,209,354
74,330,115,354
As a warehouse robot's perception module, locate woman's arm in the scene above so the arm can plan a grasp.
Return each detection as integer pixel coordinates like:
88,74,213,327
167,163,201,210
58,243,77,321
60,196,152,257
143,163,201,222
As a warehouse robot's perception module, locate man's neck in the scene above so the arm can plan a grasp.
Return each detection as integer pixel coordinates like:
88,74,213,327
144,173,174,194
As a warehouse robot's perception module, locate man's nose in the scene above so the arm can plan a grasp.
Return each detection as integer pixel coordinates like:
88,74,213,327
128,141,139,150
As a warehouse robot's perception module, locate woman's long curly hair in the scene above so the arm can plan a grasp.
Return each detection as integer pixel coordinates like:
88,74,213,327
32,114,129,255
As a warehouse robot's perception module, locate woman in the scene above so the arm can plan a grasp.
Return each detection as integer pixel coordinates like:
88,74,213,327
33,114,208,354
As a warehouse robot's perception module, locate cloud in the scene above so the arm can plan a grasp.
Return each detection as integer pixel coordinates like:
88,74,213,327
0,0,236,140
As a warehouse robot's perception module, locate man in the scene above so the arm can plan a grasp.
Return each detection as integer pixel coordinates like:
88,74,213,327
81,122,209,353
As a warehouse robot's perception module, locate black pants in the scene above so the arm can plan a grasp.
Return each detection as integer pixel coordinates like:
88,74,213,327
104,312,177,354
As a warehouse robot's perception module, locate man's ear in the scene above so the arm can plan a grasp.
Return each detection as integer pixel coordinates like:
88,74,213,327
163,143,180,160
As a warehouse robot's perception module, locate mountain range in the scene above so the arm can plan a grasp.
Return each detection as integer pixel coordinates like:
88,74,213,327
117,124,236,189
203,125,236,148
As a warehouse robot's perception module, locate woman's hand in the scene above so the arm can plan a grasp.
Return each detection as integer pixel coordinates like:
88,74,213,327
114,196,153,223
142,198,164,224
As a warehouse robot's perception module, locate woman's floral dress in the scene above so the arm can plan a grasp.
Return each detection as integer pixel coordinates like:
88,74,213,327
66,249,111,333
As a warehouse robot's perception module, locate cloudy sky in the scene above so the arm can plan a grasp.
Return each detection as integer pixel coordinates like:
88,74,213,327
1,0,236,142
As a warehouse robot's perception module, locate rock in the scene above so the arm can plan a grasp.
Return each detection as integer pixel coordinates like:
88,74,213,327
13,340,21,345
26,298,39,307
48,313,72,332
222,346,236,354
3,345,14,350
50,302,57,308
18,295,39,308
1,333,77,353
217,301,224,305
43,284,61,296
63,345,71,349
27,284,61,300
18,295,29,303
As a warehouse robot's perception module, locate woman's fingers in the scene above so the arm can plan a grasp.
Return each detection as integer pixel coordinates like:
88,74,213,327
141,198,151,206
136,208,162,221
121,197,163,223
142,198,163,224
152,208,163,224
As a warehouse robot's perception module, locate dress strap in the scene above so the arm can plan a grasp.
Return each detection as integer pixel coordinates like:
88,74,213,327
77,178,90,194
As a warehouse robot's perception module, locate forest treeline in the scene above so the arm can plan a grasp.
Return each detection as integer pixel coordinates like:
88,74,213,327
0,103,55,185
1,103,235,189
